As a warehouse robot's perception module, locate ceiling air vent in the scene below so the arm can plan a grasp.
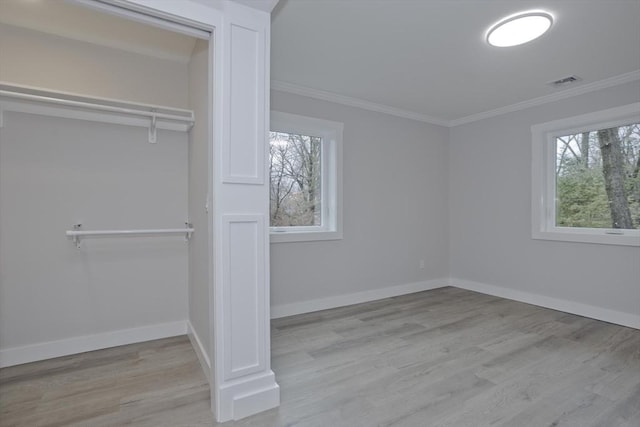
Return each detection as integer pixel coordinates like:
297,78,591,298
548,75,582,87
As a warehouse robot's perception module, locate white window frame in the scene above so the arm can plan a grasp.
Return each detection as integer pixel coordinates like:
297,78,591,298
269,111,343,243
531,102,640,246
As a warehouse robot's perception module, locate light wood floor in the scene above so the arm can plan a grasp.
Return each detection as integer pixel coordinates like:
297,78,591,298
1,287,639,426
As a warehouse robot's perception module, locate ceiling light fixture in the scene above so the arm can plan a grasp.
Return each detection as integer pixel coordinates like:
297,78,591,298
486,11,553,47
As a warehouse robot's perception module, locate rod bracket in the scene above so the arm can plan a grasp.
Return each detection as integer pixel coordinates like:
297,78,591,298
72,224,82,248
148,114,157,143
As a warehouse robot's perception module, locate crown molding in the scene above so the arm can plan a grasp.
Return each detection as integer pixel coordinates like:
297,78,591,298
270,80,450,127
272,71,640,128
450,70,640,126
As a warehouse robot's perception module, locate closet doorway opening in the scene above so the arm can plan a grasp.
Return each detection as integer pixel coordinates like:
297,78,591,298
0,0,214,403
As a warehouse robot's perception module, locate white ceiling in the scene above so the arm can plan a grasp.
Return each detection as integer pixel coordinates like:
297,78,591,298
2,0,638,126
271,0,640,125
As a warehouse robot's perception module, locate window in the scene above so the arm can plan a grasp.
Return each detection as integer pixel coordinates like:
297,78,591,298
269,111,343,243
532,103,640,246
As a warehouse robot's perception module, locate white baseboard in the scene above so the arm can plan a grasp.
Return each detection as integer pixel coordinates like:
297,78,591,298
3,278,635,369
271,278,448,319
217,371,280,422
0,320,188,368
187,321,211,382
451,278,640,330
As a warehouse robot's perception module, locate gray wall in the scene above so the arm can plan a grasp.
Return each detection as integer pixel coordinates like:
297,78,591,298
0,24,191,355
270,90,450,308
449,81,640,316
0,114,189,350
188,39,211,363
0,24,189,108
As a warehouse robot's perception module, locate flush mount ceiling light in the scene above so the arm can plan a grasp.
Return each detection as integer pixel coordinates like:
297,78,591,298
486,11,553,47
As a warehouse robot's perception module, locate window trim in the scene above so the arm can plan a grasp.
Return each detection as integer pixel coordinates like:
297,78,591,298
531,102,640,246
269,111,343,243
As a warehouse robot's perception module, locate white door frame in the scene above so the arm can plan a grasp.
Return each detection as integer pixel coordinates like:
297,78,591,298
69,0,279,422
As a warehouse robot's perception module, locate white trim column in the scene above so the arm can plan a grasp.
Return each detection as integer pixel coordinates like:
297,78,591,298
93,0,279,422
212,1,279,421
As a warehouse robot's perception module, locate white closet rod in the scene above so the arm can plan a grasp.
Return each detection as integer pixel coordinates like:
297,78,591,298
0,83,194,142
66,225,194,248
0,89,194,125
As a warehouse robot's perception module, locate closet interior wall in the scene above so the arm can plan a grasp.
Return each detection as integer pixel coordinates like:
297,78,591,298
187,38,212,374
0,22,208,367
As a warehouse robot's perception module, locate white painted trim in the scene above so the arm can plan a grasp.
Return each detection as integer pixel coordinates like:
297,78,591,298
212,3,278,421
531,103,640,247
269,111,343,243
450,70,640,126
0,320,188,368
217,371,280,421
221,214,267,380
273,71,640,128
271,277,639,330
451,278,640,330
271,279,448,319
271,80,450,127
71,0,210,40
230,0,280,13
3,278,635,369
99,0,216,33
187,321,212,383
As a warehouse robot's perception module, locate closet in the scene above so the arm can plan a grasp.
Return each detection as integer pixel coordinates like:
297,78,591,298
0,0,277,421
0,1,210,370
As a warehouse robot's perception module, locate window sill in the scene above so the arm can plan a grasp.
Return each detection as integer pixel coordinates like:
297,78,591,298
270,229,342,243
532,228,640,247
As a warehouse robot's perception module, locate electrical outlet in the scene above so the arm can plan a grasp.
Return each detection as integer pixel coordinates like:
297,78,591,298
419,260,425,269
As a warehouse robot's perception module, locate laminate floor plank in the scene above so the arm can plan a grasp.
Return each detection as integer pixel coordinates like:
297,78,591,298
1,287,638,426
0,336,212,427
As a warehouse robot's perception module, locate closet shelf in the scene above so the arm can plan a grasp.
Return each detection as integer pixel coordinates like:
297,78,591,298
0,82,194,143
66,224,194,248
